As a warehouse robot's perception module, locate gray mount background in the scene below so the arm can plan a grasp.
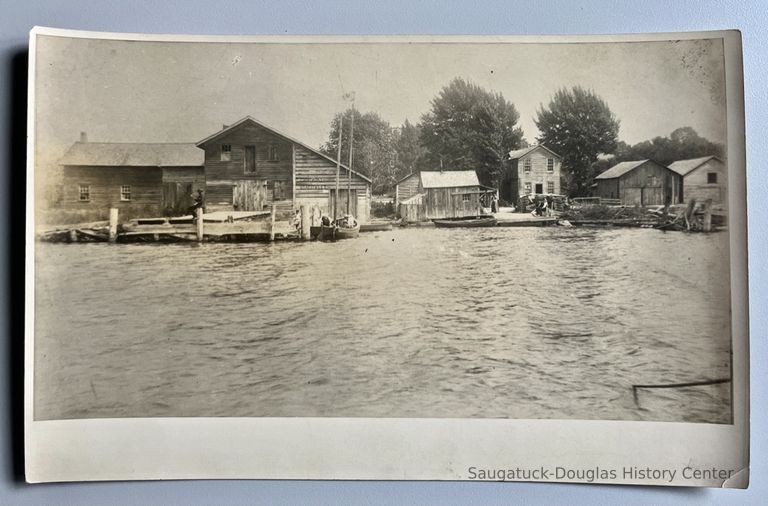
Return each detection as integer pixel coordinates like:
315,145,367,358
1,1,765,504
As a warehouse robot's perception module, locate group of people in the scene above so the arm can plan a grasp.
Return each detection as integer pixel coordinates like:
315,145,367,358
531,195,554,217
320,213,357,228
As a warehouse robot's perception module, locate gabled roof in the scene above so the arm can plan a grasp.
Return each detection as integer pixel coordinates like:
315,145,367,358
420,170,479,188
595,160,659,180
395,172,419,185
508,144,561,160
668,156,723,176
197,116,372,183
60,142,204,167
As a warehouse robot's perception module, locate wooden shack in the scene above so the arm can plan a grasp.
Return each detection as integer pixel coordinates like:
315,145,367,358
594,159,682,206
502,144,562,206
57,139,204,222
196,116,371,223
397,170,493,222
394,172,420,207
668,156,726,206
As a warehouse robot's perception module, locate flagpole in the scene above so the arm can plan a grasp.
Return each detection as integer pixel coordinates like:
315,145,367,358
335,117,343,221
347,97,355,215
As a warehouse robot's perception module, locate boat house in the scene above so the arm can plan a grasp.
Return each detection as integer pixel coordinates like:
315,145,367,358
57,136,205,222
593,159,683,206
501,144,562,206
196,116,371,223
56,117,372,223
668,156,726,206
396,170,494,222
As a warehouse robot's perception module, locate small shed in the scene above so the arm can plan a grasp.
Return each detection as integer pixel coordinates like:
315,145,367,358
668,156,726,205
397,170,493,221
594,159,682,206
394,172,420,207
57,140,205,222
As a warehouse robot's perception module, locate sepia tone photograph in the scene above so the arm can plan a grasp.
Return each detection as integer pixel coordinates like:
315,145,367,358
31,30,735,428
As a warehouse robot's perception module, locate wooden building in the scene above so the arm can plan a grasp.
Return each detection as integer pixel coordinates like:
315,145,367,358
668,156,726,205
593,159,683,206
394,172,420,207
57,139,204,222
396,170,492,222
502,145,562,205
196,116,371,223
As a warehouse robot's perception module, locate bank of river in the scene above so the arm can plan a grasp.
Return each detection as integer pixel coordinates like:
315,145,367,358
34,226,732,423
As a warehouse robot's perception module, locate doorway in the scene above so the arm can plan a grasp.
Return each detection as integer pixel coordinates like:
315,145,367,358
535,183,543,194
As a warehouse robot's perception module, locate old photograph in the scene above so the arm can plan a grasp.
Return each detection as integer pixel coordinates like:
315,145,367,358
31,31,736,428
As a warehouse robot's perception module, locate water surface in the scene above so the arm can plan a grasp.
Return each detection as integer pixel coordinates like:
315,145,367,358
34,227,732,423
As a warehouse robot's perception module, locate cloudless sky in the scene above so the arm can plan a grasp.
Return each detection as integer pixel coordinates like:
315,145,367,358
34,34,726,165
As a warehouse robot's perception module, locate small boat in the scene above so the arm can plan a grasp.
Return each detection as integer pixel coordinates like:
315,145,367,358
360,223,393,232
318,221,360,241
432,215,497,228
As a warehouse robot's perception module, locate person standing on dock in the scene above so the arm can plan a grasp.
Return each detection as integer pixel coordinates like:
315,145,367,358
189,189,204,221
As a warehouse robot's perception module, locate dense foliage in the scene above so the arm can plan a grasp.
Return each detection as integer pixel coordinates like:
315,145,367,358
420,78,524,187
535,86,620,197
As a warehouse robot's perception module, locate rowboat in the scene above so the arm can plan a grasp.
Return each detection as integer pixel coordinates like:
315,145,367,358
318,222,360,240
432,216,497,228
360,223,393,232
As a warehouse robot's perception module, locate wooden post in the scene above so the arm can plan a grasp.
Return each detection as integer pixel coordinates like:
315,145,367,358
300,205,311,240
108,208,118,243
703,198,713,232
69,229,78,242
270,204,276,241
196,207,204,242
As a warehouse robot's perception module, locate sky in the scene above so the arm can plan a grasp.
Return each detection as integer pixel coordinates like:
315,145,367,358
34,34,727,168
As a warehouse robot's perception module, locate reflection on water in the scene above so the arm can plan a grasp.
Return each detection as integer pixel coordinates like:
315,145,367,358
34,227,732,423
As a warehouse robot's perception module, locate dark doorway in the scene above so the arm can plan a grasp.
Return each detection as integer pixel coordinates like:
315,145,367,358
535,183,543,194
244,145,256,173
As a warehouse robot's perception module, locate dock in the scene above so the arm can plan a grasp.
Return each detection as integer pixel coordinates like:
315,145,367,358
493,211,558,227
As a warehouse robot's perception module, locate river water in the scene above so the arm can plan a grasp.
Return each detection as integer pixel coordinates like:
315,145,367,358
34,226,732,423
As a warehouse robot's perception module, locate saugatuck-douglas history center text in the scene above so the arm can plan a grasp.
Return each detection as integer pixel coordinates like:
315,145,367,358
466,466,737,483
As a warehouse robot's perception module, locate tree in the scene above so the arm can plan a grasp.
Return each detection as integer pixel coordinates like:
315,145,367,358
320,109,397,194
535,86,620,197
420,78,524,187
392,119,427,183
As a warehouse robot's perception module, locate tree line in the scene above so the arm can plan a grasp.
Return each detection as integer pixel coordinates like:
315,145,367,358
320,78,724,197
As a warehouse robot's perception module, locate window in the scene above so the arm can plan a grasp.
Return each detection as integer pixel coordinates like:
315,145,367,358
523,158,532,172
120,185,131,201
462,193,471,202
267,143,280,162
707,172,718,184
547,158,554,172
221,144,232,161
78,184,90,202
524,182,532,194
547,181,555,194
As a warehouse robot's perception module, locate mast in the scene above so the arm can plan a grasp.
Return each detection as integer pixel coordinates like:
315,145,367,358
334,117,343,221
347,99,355,215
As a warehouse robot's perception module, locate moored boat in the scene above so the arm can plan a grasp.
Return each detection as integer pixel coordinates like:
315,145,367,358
432,215,497,228
318,222,360,240
360,223,393,232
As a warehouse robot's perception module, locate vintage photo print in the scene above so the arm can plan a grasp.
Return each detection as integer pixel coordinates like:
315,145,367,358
25,28,748,486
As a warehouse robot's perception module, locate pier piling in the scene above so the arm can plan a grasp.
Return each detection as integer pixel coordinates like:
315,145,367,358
196,207,204,242
300,205,311,240
270,204,276,241
108,208,118,243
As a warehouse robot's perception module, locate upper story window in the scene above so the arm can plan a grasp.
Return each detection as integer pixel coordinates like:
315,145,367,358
523,158,532,172
547,158,554,172
221,144,232,161
267,143,280,162
79,184,90,202
120,185,132,201
707,172,718,184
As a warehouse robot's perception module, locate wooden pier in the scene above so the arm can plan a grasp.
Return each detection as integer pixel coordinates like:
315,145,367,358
39,205,304,243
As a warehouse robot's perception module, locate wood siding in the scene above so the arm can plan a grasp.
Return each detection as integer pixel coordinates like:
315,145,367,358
595,161,682,206
395,173,420,206
201,122,293,209
502,147,561,203
424,186,482,219
293,144,371,223
683,159,727,205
